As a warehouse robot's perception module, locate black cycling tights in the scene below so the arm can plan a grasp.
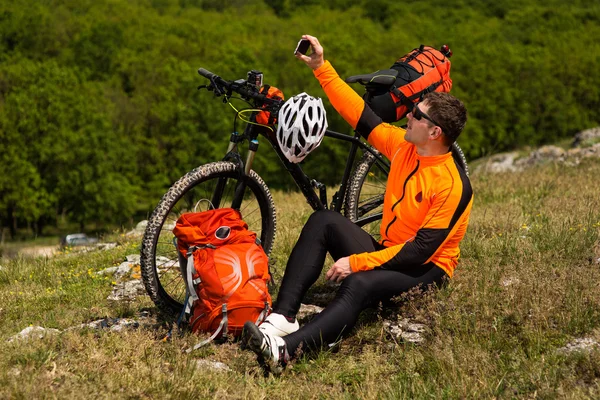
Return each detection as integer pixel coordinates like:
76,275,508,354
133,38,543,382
273,210,447,356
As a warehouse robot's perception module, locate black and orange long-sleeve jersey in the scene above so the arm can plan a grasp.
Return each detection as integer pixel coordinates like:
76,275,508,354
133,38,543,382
313,61,473,278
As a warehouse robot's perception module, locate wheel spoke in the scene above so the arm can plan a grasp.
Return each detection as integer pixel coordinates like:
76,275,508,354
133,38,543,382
346,153,388,242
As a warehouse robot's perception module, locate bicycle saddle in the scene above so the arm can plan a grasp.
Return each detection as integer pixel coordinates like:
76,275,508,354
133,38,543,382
345,69,398,86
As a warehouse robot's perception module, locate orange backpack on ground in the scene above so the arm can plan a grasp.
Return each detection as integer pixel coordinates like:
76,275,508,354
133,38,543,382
173,208,271,348
362,45,453,122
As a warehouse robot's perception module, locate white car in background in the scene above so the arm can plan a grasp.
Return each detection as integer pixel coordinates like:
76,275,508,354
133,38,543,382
60,233,98,248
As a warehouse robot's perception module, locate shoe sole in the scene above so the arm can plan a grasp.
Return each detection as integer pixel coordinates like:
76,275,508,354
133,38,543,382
243,321,265,354
242,321,283,377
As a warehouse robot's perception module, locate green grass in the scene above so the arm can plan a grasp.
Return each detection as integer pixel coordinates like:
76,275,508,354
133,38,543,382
2,158,600,399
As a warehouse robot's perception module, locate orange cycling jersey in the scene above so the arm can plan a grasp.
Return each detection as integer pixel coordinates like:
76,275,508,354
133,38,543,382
313,61,473,278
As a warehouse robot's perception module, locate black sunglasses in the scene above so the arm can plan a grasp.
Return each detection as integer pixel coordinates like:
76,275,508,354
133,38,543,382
412,104,442,129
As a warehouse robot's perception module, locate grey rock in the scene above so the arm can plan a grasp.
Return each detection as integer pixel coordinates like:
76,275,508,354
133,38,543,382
573,127,600,148
135,220,148,232
383,318,427,344
109,318,140,332
126,220,149,237
75,319,112,330
569,143,600,159
400,331,425,344
126,254,141,264
531,145,565,160
7,326,61,342
476,152,522,174
114,261,135,278
157,256,174,264
66,313,152,332
96,266,118,276
156,257,179,272
558,337,600,354
297,304,324,321
97,242,118,251
96,261,136,278
514,145,565,169
474,128,600,175
107,280,146,301
501,277,520,287
196,359,231,372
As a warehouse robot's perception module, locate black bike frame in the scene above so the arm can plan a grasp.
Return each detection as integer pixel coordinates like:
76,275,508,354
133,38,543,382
226,120,390,220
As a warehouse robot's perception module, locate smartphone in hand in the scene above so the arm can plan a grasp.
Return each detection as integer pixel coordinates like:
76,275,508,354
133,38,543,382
294,39,311,55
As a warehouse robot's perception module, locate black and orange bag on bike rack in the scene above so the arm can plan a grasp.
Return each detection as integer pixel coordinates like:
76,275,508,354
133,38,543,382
255,85,284,126
173,208,272,351
357,44,453,123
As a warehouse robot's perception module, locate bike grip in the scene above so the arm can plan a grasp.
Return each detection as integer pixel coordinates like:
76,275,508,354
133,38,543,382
198,68,217,80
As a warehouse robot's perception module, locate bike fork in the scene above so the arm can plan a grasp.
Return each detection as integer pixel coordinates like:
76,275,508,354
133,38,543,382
231,139,258,210
211,132,258,212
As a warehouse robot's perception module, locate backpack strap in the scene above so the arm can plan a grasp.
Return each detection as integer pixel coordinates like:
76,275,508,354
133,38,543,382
187,304,228,353
185,244,218,309
255,301,270,325
404,78,445,103
391,87,414,111
186,246,201,304
392,76,445,112
221,304,229,341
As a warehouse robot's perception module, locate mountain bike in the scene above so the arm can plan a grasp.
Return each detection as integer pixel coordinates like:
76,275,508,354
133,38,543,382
140,68,469,315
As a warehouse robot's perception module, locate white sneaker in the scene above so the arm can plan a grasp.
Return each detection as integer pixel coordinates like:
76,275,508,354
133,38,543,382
258,312,299,337
243,321,288,375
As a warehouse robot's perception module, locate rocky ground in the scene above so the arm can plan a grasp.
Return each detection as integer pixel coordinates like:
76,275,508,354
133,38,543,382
10,247,597,357
474,127,600,174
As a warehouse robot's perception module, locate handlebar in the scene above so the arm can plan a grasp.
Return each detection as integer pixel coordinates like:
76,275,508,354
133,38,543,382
197,67,283,110
197,67,220,82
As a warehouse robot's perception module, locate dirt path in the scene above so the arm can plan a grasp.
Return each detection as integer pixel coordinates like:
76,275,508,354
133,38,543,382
16,246,60,258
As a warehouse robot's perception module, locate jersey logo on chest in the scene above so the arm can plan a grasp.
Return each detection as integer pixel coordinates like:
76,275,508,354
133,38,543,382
415,191,423,203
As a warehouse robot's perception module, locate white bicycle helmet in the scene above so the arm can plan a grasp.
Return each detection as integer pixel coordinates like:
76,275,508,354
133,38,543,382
276,92,328,163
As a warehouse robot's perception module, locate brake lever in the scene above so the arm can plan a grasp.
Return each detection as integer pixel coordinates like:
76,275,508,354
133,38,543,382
198,84,218,95
205,76,225,96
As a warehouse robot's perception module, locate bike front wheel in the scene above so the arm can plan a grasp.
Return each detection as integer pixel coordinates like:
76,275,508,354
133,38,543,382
345,143,469,241
140,161,276,315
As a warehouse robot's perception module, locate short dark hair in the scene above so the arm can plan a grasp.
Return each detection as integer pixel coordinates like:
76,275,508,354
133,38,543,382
423,92,467,146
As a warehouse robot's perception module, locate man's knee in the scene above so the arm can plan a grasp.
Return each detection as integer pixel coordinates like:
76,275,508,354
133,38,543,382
341,272,372,290
306,209,339,224
337,272,374,304
304,209,344,231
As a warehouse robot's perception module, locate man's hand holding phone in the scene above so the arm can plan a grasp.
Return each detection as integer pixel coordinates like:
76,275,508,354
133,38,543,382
294,35,324,71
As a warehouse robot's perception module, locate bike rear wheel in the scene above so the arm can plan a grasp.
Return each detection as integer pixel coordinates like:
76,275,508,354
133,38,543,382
140,161,276,315
344,149,387,241
345,143,469,240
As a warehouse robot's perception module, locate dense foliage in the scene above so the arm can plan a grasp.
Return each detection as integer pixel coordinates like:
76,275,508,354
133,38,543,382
1,0,599,236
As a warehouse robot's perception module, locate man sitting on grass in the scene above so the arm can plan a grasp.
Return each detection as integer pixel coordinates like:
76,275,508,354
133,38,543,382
242,34,473,375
